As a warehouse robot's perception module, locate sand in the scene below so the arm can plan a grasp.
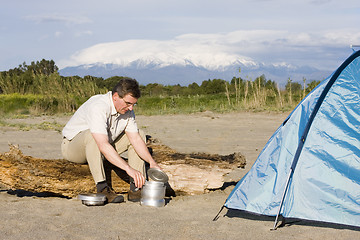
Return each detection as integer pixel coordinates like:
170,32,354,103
0,111,359,239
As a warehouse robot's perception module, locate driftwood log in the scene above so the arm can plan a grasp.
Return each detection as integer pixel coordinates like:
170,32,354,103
0,139,246,198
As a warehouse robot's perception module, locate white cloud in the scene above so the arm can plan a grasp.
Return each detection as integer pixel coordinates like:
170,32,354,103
59,29,360,70
61,38,253,70
2,0,360,74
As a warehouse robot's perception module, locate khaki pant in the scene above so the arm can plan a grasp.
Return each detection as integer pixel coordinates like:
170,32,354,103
61,130,146,184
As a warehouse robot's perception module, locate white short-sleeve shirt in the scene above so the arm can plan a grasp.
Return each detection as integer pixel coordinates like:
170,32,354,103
62,91,138,143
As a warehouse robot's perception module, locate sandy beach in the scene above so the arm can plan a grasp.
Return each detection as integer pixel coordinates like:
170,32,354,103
1,111,359,239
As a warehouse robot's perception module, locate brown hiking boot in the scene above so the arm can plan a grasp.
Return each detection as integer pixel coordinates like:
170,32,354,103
99,186,124,203
128,189,142,202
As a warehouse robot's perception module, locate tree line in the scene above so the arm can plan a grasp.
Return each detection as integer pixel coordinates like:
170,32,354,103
0,59,322,114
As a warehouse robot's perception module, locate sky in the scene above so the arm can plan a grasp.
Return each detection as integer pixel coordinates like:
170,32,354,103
1,0,360,75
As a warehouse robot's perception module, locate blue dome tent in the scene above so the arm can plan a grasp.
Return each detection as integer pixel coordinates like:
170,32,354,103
223,49,360,229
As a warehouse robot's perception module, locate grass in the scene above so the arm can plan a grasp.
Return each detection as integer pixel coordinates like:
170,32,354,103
0,91,298,117
0,118,64,132
0,72,107,114
0,72,307,117
0,91,298,133
134,92,296,116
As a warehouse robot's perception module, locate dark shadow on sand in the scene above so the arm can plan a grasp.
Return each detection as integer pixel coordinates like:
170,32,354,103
5,189,71,199
224,208,360,231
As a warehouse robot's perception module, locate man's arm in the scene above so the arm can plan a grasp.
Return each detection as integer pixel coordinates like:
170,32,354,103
125,131,161,169
91,133,145,188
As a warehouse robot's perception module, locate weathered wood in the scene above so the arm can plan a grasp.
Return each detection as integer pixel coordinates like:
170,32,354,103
150,142,246,195
0,140,246,198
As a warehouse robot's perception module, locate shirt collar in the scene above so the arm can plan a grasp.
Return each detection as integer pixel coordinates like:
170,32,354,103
109,91,118,116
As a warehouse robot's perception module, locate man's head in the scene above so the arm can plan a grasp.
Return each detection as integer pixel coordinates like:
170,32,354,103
112,79,141,114
112,78,141,99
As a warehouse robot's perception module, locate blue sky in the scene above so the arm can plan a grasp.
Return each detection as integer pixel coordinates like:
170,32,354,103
1,0,360,73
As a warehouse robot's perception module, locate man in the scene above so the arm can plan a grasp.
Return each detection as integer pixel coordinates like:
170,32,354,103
61,79,160,203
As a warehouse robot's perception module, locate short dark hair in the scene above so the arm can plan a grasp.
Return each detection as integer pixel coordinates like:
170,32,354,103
112,79,141,99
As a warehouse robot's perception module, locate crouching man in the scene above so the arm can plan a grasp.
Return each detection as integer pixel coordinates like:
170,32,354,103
61,79,160,203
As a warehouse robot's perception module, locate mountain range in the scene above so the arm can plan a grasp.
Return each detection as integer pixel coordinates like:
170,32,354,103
59,58,331,87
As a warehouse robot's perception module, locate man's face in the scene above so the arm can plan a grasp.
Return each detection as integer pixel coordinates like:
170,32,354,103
112,93,138,114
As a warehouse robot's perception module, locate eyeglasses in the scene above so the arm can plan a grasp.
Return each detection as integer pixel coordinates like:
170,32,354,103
121,97,137,107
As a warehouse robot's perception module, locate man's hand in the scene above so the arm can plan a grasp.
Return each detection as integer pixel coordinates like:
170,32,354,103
150,162,161,170
126,167,145,188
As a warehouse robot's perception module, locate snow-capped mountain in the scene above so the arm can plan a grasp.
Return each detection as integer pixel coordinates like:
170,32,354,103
58,37,333,86
59,57,329,87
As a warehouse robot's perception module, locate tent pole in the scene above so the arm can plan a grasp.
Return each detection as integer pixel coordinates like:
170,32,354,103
213,205,225,221
272,170,293,230
271,50,360,230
